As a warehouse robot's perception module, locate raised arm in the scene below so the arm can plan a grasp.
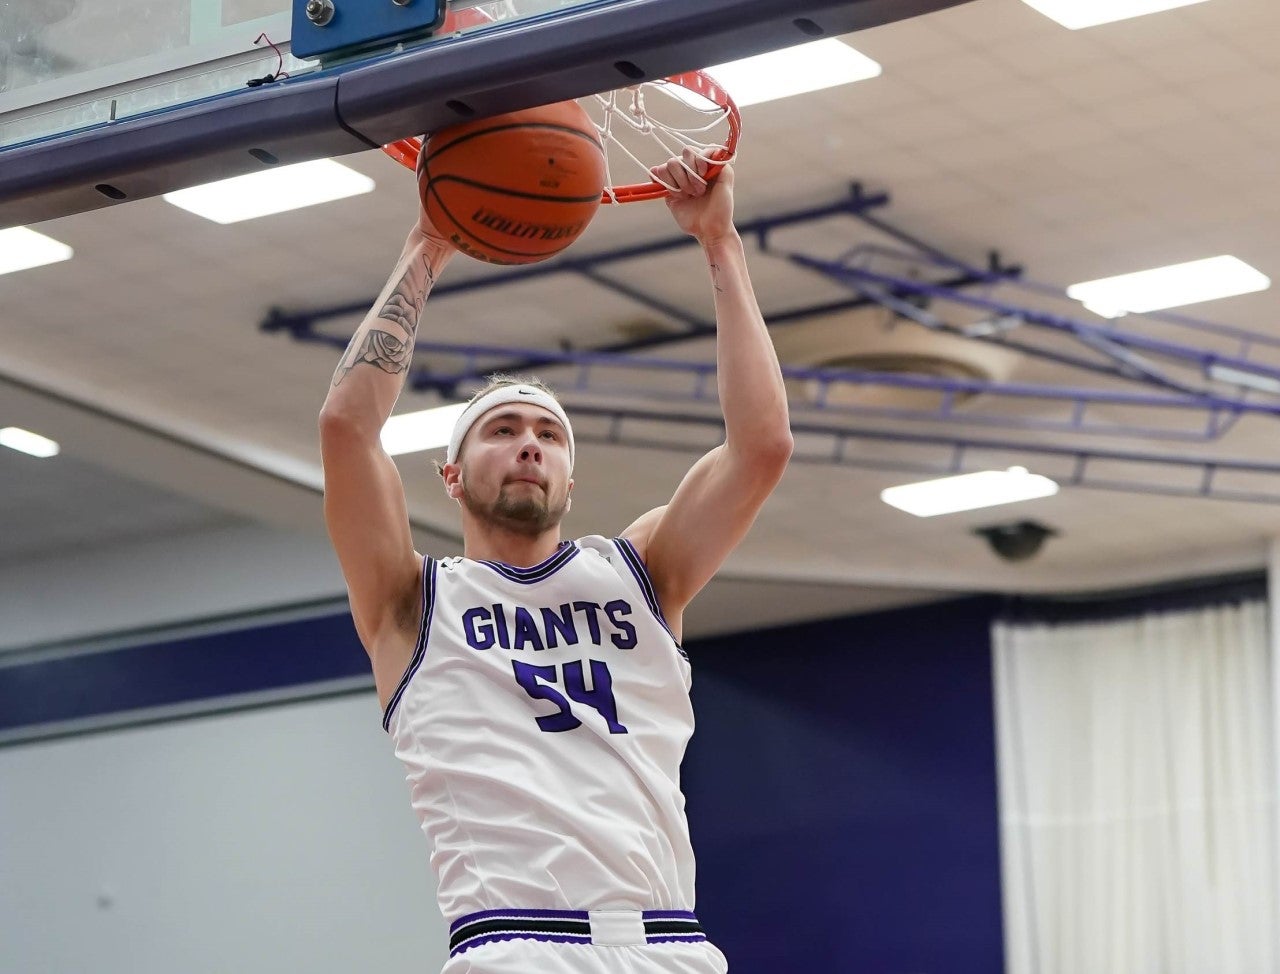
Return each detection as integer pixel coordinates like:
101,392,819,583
319,221,456,652
622,153,793,632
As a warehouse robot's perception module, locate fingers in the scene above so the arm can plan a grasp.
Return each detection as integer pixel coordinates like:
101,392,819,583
650,147,711,199
649,160,694,196
686,147,711,182
647,162,676,194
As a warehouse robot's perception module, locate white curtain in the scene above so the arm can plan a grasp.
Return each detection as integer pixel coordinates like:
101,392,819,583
994,601,1278,974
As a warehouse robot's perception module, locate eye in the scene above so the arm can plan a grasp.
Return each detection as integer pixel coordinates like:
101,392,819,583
540,430,558,440
494,426,513,435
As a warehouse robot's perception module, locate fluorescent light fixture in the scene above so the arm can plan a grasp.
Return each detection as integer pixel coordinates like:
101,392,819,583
0,426,60,458
381,403,468,457
1068,256,1269,319
0,227,73,275
881,466,1059,517
702,39,881,107
1206,363,1280,395
1021,0,1209,30
163,159,375,224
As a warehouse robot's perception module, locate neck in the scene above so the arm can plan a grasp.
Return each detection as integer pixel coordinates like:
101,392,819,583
461,521,565,567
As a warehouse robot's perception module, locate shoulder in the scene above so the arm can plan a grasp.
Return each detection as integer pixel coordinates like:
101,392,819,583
574,533,649,571
575,533,656,602
573,534,620,558
617,506,668,563
432,553,465,573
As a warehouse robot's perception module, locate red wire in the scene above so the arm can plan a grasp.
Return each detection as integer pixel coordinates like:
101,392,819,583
253,32,290,82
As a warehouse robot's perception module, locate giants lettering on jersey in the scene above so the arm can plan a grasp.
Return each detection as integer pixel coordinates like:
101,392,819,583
462,600,637,652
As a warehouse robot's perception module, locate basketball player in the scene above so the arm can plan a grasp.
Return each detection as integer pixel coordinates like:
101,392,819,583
319,148,792,973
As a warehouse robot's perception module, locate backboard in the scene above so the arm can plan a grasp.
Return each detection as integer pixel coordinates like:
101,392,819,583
0,0,972,228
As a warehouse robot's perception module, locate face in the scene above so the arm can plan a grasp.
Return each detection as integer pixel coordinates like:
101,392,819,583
444,403,573,536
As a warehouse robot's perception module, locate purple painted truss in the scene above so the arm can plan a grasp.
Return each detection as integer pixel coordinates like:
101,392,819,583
267,184,1280,502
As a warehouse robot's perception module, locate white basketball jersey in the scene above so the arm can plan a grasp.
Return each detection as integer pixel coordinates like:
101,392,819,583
383,536,698,923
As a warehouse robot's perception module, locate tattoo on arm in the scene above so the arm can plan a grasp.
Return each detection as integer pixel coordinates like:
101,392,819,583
378,254,435,334
330,254,437,387
709,262,725,294
332,329,413,386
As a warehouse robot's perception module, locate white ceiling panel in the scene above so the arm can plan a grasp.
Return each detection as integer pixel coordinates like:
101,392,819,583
3,0,1280,628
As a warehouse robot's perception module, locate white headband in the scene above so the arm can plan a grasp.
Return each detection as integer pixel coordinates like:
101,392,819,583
446,385,575,468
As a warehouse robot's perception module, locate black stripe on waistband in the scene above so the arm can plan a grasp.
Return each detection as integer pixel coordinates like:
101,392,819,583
644,919,704,935
449,918,590,951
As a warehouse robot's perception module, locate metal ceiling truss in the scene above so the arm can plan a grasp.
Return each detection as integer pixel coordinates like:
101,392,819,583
798,250,1280,402
569,405,1280,506
266,183,1280,502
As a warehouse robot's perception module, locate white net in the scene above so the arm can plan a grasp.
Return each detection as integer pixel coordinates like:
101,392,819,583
580,78,737,202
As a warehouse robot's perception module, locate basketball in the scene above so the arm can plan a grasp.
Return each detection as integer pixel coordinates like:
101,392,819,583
417,100,606,265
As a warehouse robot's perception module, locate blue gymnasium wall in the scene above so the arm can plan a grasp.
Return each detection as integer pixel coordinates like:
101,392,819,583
0,595,1005,971
682,596,1005,974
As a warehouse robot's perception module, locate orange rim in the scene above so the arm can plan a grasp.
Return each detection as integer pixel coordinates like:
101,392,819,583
380,69,741,205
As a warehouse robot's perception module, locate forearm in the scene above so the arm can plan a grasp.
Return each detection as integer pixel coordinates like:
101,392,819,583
703,231,792,452
321,227,456,436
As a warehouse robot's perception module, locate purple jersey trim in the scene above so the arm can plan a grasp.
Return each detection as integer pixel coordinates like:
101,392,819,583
381,556,437,732
613,538,687,659
477,541,579,584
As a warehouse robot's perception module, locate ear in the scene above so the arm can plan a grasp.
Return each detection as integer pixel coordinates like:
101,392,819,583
442,463,464,502
565,478,574,510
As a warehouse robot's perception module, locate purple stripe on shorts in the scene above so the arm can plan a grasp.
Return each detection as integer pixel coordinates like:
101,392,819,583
447,907,705,957
452,931,593,956
451,908,697,929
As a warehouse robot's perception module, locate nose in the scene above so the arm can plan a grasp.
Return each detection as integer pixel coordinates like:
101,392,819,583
517,431,542,464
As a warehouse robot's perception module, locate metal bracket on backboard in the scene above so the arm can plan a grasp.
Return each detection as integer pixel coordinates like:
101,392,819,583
291,0,448,60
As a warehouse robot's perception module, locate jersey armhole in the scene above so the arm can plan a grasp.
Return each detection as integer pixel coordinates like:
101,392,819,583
611,538,687,658
382,555,438,732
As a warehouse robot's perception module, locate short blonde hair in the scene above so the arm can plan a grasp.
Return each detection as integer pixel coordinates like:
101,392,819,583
433,373,561,476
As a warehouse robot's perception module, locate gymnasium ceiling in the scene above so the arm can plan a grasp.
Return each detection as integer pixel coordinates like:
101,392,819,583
3,0,1280,638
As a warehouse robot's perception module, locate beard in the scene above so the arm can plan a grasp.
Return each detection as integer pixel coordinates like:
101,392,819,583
463,479,569,536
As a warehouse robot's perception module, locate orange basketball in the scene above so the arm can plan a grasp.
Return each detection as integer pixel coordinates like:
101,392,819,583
417,100,606,265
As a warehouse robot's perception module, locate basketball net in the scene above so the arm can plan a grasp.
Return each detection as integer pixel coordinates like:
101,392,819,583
587,72,740,203
383,72,741,205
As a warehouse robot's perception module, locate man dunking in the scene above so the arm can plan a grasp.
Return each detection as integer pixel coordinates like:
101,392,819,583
319,149,792,974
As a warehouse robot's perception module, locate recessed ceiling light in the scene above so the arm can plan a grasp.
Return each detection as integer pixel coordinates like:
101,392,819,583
1068,256,1269,319
381,403,468,457
881,467,1059,517
703,39,881,107
1021,0,1210,30
0,426,60,458
0,227,73,276
163,159,375,224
